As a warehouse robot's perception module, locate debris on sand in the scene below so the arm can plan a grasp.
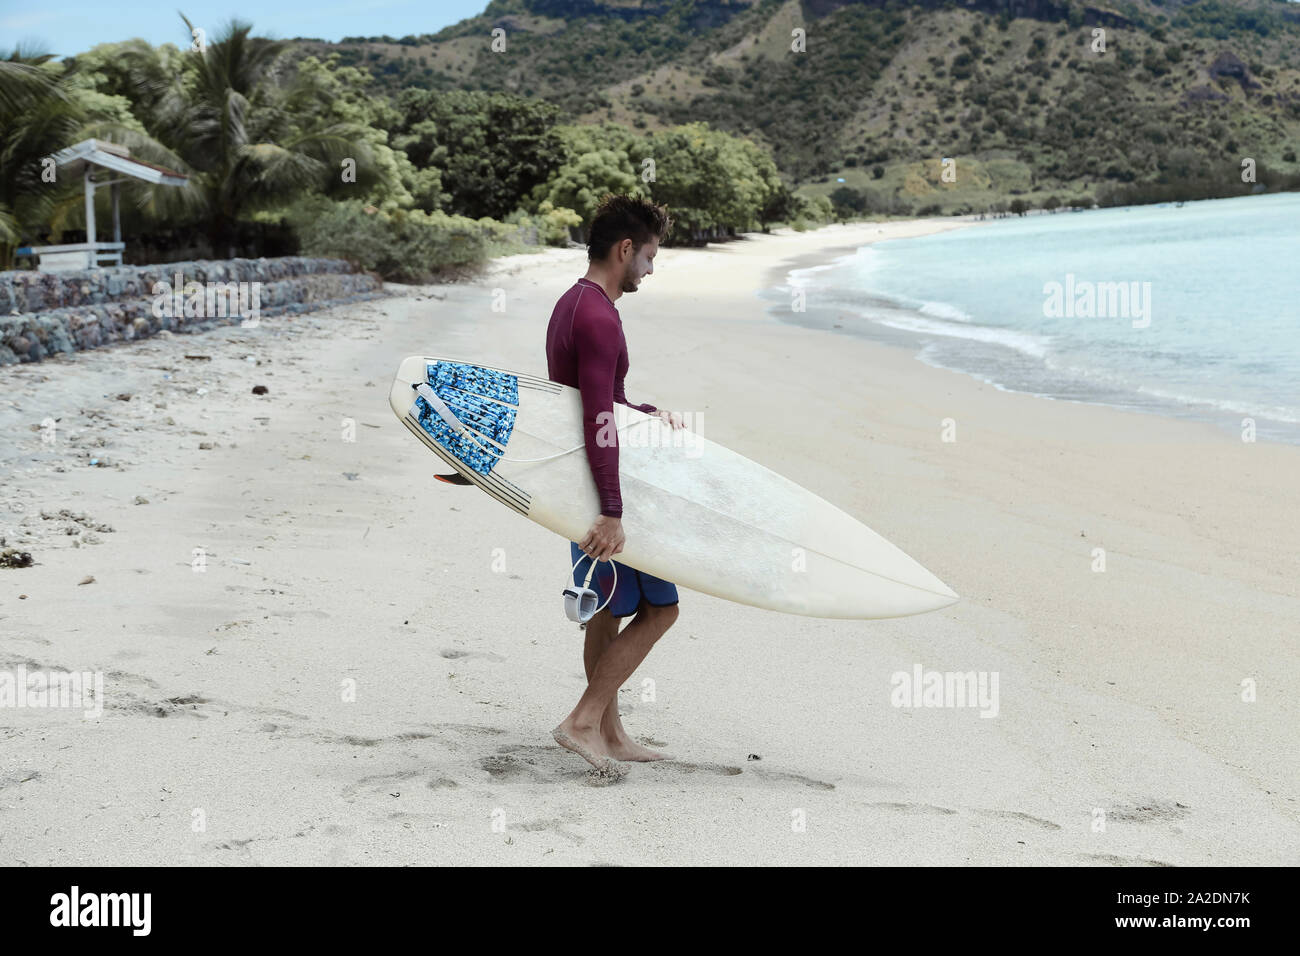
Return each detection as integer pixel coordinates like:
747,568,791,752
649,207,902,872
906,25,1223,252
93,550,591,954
1,544,34,568
40,509,114,533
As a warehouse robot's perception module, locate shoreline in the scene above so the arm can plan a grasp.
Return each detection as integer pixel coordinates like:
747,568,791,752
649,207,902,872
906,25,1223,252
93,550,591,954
756,216,976,295
755,215,1298,449
1,218,1296,865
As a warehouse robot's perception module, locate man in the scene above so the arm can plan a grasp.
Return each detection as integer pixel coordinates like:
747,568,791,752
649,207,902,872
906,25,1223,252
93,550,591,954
544,193,685,776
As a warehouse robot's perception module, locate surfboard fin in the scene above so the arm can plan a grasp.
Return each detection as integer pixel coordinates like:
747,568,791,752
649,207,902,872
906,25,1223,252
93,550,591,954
434,472,473,485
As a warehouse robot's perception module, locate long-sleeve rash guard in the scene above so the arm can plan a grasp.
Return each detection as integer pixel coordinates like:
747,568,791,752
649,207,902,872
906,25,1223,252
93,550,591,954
545,277,657,518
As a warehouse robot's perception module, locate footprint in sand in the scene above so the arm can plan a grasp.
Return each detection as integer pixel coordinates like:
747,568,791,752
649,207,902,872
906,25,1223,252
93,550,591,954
969,808,1062,830
108,691,220,719
747,767,837,790
510,816,586,845
868,801,958,815
1103,799,1190,823
439,648,506,662
653,759,743,777
338,769,426,800
477,753,551,783
1076,851,1174,866
430,722,507,738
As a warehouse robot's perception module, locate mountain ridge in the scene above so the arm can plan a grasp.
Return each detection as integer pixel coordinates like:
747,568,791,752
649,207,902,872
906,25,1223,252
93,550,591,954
293,0,1300,208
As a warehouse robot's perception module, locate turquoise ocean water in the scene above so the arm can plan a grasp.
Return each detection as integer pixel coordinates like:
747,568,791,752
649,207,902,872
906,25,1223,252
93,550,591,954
764,192,1300,443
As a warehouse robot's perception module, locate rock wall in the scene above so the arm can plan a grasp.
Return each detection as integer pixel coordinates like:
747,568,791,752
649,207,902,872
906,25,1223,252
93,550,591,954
0,257,385,365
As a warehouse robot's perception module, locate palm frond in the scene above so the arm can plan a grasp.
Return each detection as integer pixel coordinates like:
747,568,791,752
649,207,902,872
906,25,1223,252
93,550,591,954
0,53,67,116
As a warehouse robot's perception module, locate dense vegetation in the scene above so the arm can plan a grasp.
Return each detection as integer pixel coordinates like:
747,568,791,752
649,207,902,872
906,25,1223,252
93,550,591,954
305,0,1300,210
3,0,1298,276
1,18,806,275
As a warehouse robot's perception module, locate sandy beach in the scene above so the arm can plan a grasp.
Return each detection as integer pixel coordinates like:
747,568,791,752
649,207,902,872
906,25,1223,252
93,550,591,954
2,217,1297,866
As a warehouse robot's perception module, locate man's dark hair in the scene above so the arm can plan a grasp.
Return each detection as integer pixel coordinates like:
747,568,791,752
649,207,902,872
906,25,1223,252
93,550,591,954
586,193,673,262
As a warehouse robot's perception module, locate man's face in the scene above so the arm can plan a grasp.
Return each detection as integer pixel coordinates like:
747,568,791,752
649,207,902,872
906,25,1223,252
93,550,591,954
620,236,658,293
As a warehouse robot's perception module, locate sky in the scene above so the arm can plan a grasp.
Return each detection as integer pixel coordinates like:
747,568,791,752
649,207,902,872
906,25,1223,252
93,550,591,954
7,0,1300,59
0,0,491,59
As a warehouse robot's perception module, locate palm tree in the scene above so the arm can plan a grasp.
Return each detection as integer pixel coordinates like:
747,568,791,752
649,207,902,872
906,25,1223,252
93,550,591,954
1,16,385,267
93,15,383,258
0,48,87,269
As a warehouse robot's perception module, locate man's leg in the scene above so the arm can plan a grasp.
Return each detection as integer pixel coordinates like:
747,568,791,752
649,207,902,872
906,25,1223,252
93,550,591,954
554,603,679,771
581,607,625,740
582,603,669,761
572,544,627,750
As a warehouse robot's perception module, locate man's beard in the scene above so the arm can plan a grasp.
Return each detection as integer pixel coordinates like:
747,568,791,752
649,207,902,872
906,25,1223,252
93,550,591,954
621,268,639,293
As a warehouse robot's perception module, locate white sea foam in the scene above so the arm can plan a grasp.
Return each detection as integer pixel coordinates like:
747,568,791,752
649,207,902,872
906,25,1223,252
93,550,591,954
1132,384,1300,424
917,300,974,323
872,311,1051,359
786,246,880,290
784,263,836,288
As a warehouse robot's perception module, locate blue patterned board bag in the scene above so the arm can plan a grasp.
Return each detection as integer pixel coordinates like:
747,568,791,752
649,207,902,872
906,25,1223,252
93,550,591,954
413,361,520,476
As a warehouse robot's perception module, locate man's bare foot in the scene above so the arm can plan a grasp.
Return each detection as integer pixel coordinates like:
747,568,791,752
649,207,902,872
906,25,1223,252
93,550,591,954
599,715,668,761
552,723,628,778
607,735,669,762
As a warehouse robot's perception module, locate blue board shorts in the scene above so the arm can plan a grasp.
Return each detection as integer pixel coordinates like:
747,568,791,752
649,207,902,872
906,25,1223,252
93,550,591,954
569,541,679,619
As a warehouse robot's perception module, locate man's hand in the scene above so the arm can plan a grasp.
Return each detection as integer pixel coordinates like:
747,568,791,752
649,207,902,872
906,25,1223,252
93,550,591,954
652,409,686,429
579,514,625,562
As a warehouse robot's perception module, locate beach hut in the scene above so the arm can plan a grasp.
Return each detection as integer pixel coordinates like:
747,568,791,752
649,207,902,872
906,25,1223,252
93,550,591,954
25,139,188,272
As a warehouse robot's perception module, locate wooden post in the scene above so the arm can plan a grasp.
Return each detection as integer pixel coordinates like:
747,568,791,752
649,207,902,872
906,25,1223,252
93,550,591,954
111,181,122,243
83,168,96,269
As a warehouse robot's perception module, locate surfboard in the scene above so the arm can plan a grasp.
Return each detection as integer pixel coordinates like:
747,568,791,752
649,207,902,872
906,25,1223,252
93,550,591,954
389,355,958,620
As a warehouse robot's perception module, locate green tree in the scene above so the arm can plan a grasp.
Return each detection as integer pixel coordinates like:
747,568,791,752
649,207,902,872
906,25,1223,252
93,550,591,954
391,88,565,220
0,47,89,268
527,146,639,225
279,54,425,211
64,40,187,125
640,122,781,241
88,16,387,257
758,179,797,231
830,186,868,216
556,122,643,161
791,193,833,228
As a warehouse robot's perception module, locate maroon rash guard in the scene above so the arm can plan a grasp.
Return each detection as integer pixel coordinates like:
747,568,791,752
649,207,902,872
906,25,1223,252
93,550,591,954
545,277,657,519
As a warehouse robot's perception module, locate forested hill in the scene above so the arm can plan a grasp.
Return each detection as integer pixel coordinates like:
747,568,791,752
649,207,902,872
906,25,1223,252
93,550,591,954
294,0,1300,207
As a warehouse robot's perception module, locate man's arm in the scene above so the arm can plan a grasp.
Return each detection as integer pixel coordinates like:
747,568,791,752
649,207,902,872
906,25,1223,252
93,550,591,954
574,314,624,519
613,369,656,415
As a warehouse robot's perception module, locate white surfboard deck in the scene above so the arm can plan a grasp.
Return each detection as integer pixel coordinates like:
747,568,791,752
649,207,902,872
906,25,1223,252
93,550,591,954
390,355,957,620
